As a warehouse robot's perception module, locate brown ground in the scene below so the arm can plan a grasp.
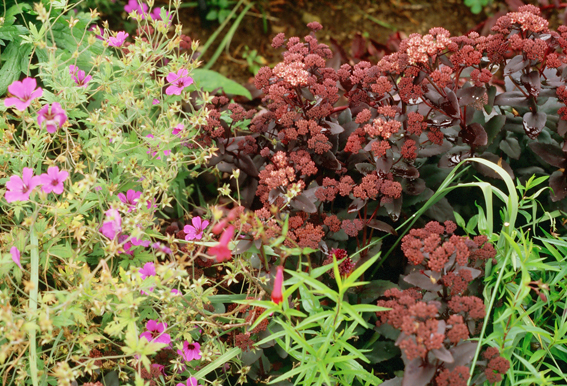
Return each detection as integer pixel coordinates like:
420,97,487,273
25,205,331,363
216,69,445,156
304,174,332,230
176,0,501,84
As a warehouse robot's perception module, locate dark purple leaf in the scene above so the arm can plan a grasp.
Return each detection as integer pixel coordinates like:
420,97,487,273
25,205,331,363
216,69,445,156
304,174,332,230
291,193,317,213
348,197,366,213
392,166,420,180
376,155,394,173
439,149,471,168
351,33,367,59
404,178,426,196
476,152,515,180
504,54,528,75
233,239,253,255
403,271,442,291
441,90,460,117
432,347,454,363
359,280,397,302
323,120,345,135
523,111,547,139
216,161,236,173
418,140,453,157
499,136,521,159
457,86,486,106
402,357,436,386
425,197,455,222
550,170,567,202
494,91,530,108
447,341,478,371
366,219,397,235
235,154,259,177
315,151,341,171
384,197,402,221
459,123,487,147
558,120,567,137
456,266,482,280
268,187,284,204
528,142,567,168
355,162,376,175
485,85,497,114
521,70,541,97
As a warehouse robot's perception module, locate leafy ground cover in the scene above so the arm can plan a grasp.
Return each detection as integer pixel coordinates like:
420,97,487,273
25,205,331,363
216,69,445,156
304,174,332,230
1,1,567,386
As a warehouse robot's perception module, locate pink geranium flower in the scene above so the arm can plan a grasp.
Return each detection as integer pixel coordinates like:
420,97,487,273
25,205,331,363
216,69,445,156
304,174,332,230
151,7,173,24
124,0,149,18
38,166,69,195
69,65,92,87
5,167,41,203
117,189,142,212
172,123,184,137
4,78,43,111
88,25,104,40
140,319,171,345
37,102,67,134
178,341,201,362
139,262,156,279
152,99,160,105
11,247,22,269
100,208,122,239
165,69,193,96
208,225,235,262
107,31,129,47
184,217,209,241
177,377,202,386
132,237,151,247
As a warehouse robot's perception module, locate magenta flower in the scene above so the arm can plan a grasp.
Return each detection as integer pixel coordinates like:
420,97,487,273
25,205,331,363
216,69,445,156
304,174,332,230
37,103,67,134
100,208,122,239
178,341,202,361
107,31,129,47
4,78,43,111
177,377,202,386
69,65,92,87
152,99,160,105
152,242,172,254
38,166,69,195
140,319,171,345
124,0,149,18
184,217,209,241
132,237,151,247
139,262,156,279
165,69,193,96
5,167,41,203
89,25,104,40
11,247,22,269
208,225,235,263
117,189,142,212
151,7,173,24
172,123,185,137
171,289,180,295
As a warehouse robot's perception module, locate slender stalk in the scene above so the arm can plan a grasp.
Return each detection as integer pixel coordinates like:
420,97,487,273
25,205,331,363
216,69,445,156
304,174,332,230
29,226,40,386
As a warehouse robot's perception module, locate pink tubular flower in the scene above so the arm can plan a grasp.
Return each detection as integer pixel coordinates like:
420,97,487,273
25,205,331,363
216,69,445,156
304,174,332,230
165,69,193,96
140,319,171,345
124,0,149,18
177,341,202,361
208,225,235,262
69,65,92,87
11,247,22,269
5,167,41,203
37,102,67,134
271,265,284,304
184,217,209,241
177,377,202,386
100,208,122,239
117,189,142,212
39,166,69,195
107,31,129,47
4,78,43,111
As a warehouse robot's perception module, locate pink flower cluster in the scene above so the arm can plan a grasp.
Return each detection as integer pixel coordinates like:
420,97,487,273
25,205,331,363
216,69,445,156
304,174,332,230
4,167,68,203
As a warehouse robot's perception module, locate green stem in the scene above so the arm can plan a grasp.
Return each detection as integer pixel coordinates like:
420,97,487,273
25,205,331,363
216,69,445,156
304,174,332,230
29,226,40,386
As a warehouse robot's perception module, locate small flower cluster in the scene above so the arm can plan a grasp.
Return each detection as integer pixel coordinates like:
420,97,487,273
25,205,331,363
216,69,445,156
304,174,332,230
376,221,500,384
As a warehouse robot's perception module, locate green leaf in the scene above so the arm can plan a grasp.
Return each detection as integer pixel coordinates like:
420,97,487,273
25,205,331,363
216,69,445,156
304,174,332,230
191,69,252,99
0,38,31,96
192,347,241,379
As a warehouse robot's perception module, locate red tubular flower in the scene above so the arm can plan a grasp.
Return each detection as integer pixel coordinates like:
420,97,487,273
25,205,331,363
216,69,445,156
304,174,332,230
208,225,235,262
271,266,284,304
